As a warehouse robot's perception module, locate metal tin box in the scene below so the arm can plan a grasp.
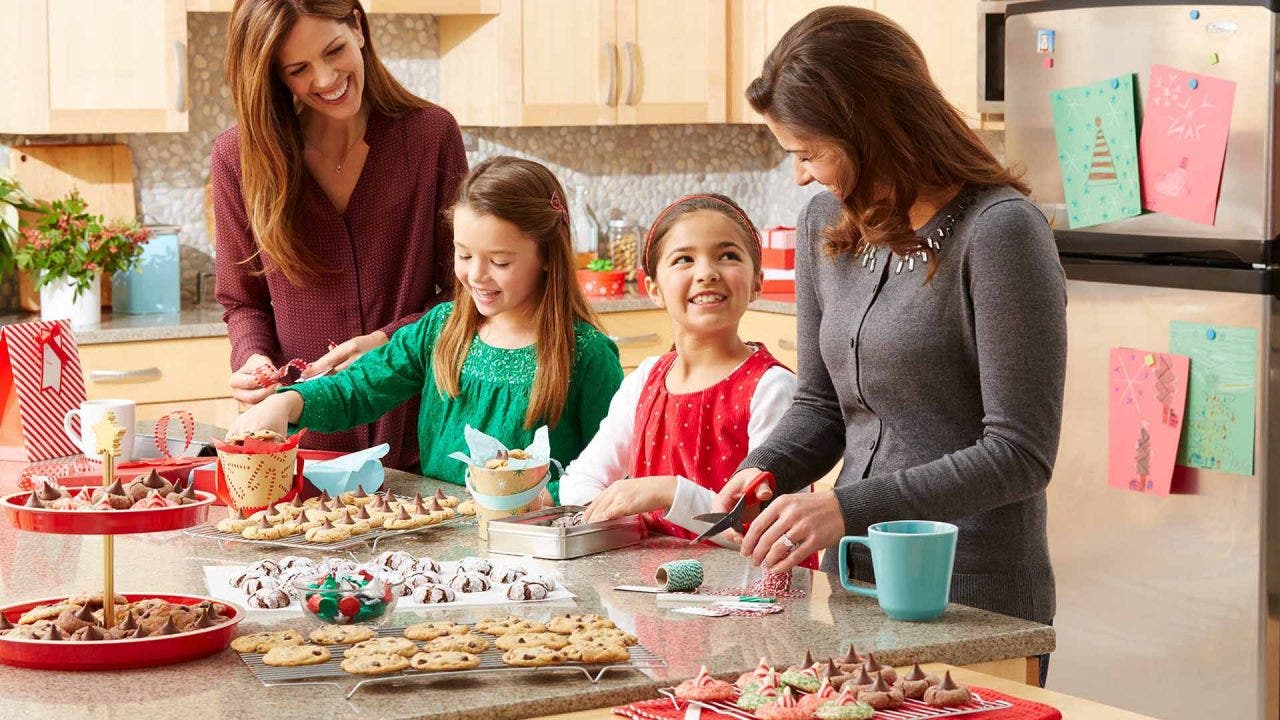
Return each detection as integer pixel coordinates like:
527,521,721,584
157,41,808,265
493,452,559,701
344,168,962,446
485,506,643,560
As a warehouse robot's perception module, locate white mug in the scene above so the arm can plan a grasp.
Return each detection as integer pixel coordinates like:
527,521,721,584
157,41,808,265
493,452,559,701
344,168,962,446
63,399,136,462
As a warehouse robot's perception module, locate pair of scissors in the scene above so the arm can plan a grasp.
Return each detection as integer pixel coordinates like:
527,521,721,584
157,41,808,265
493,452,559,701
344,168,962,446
690,472,776,543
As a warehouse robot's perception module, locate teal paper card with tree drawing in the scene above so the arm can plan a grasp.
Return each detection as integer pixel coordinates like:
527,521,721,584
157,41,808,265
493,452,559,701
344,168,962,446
1169,321,1257,475
1050,75,1142,228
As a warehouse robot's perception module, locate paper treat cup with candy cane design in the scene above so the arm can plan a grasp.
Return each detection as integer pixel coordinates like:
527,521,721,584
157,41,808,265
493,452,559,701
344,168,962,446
212,431,306,514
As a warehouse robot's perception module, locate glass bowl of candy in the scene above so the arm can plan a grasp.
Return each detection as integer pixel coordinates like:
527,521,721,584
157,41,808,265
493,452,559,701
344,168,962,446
293,571,401,626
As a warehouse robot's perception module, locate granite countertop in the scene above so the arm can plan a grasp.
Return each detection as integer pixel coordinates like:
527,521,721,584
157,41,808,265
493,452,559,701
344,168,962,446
0,472,1053,720
0,288,796,346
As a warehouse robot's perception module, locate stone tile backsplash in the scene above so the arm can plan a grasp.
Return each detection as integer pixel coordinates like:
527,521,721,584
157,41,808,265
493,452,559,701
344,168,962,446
0,12,1001,311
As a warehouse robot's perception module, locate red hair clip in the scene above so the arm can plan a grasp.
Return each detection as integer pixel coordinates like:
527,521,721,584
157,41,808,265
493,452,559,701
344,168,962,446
549,191,570,225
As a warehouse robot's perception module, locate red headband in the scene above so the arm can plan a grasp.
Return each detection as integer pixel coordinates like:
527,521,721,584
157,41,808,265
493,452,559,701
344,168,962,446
643,194,761,273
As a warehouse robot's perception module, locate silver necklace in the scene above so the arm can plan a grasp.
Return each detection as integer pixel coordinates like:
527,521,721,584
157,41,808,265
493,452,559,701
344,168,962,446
855,188,976,275
305,120,367,174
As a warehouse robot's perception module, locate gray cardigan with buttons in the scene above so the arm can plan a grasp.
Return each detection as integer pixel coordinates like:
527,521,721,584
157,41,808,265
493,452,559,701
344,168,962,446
744,185,1066,625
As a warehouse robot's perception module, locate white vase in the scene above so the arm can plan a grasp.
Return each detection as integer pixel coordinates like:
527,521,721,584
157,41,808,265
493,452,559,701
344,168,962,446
39,273,101,330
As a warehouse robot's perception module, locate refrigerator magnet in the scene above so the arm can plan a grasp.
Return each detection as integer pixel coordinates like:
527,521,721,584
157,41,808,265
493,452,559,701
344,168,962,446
1036,29,1055,54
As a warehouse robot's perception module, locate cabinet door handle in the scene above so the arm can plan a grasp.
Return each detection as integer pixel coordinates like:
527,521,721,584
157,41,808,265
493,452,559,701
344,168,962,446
89,368,162,383
778,339,797,351
601,42,618,106
174,40,187,113
609,333,659,346
623,42,640,106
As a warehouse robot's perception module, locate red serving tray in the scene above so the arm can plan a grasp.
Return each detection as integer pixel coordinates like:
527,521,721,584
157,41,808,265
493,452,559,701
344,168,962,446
1,490,216,534
190,449,344,507
0,594,243,670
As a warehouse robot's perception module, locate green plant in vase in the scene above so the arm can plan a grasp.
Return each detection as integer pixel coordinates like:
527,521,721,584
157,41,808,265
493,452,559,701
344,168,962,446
0,170,44,276
13,190,150,327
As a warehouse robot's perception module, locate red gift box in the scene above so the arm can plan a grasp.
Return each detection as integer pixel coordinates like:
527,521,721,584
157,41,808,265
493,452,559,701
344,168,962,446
761,247,796,270
0,320,85,462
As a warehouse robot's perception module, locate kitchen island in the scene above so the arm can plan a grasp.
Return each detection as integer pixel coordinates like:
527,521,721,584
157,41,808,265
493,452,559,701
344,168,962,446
0,471,1052,720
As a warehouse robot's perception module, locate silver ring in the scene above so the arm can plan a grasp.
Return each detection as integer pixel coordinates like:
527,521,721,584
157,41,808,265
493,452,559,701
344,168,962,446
780,532,797,550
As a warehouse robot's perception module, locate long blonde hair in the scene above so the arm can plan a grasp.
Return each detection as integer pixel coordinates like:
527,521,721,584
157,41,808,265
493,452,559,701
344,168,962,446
433,157,601,429
225,0,432,285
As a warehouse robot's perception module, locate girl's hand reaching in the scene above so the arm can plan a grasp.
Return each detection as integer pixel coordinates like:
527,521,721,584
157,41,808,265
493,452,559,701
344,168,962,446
226,391,303,441
582,476,676,524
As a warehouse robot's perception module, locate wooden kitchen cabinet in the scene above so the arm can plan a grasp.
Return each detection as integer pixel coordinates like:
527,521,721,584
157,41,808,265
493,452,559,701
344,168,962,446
728,0,979,127
596,310,670,371
0,0,189,134
439,0,726,126
80,336,238,428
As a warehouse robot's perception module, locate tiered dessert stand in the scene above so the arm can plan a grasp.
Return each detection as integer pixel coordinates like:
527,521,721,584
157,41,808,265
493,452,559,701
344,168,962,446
0,412,243,669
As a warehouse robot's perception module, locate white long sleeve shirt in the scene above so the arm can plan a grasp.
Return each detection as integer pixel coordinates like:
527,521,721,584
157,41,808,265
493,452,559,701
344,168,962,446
559,355,797,546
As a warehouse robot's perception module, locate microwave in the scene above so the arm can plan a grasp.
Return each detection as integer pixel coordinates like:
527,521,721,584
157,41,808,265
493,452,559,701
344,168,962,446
977,1,1006,114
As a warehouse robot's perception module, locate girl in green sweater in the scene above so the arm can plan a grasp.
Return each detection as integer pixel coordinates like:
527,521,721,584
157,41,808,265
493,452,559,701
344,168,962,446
228,156,624,501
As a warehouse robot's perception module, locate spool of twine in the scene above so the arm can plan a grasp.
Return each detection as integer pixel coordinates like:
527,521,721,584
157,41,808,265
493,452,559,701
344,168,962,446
655,559,704,592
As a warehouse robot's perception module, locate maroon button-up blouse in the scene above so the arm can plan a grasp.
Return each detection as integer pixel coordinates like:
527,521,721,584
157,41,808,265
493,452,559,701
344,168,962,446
211,106,468,470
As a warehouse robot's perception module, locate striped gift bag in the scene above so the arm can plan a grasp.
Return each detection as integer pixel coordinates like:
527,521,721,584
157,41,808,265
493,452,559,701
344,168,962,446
0,320,85,461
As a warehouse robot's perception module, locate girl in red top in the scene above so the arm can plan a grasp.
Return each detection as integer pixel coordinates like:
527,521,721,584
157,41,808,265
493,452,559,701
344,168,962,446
558,194,797,544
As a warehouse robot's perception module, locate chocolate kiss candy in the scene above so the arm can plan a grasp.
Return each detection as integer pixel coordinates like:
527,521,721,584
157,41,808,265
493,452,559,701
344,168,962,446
37,480,63,501
425,497,441,511
336,511,354,526
118,612,137,632
355,505,372,520
320,518,335,530
80,625,105,641
195,609,216,629
823,659,841,678
0,614,11,631
155,616,178,635
905,663,926,681
433,488,447,501
142,470,167,489
256,516,272,530
316,499,332,512
871,675,889,692
864,653,882,673
24,493,44,509
203,603,224,622
412,498,428,515
74,604,96,622
839,644,861,666
852,667,873,686
46,625,66,641
354,486,367,499
180,483,198,501
317,491,331,504
395,506,411,521
940,671,958,691
290,495,303,508
381,488,394,502
800,650,814,669
130,626,151,639
412,492,424,506
104,479,127,496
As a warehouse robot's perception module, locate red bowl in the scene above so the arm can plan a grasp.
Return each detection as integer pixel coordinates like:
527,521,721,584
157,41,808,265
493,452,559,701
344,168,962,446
2,490,216,535
0,594,243,670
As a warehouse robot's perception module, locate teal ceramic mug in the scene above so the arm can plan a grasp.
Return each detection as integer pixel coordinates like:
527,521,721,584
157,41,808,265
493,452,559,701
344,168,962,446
838,520,958,621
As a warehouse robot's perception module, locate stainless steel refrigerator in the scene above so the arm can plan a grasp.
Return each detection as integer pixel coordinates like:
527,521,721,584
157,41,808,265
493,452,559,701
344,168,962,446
1003,2,1278,719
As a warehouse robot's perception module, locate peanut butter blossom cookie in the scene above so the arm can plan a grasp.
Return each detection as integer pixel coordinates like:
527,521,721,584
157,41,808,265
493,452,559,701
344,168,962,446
674,665,736,702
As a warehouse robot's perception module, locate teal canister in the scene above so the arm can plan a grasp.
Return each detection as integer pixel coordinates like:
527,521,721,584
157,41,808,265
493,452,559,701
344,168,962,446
112,224,181,314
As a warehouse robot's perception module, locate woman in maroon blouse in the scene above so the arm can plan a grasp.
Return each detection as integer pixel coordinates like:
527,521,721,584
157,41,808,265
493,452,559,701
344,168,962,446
212,0,467,470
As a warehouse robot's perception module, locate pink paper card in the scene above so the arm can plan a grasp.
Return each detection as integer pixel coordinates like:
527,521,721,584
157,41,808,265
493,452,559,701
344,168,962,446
1108,348,1189,496
1139,65,1236,225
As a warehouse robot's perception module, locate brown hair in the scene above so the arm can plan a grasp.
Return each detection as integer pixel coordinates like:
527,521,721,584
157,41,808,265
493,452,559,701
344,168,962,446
642,194,762,278
747,6,1028,274
433,156,601,429
225,0,432,285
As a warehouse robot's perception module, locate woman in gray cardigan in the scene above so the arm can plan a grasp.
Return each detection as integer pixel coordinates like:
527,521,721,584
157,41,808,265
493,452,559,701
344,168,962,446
718,6,1066,632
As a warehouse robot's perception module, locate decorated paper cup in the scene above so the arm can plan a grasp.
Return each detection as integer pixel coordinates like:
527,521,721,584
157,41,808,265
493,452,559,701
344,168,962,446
465,462,551,540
